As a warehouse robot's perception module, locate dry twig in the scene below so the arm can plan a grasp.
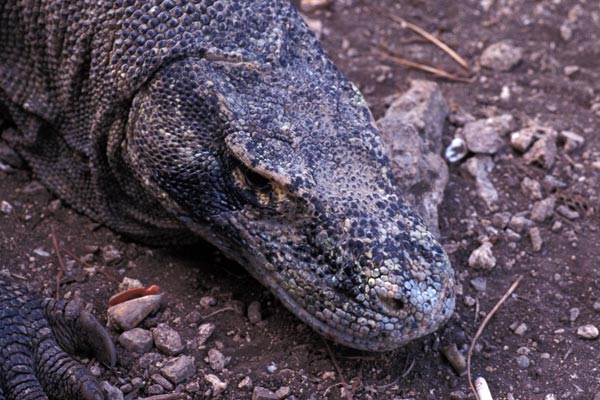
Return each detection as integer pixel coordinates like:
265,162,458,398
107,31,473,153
388,15,470,71
50,226,66,299
378,51,472,82
59,246,120,284
323,339,353,400
467,275,523,399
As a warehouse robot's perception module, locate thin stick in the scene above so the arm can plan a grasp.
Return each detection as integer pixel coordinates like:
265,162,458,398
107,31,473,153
378,51,473,83
467,275,523,400
50,226,66,299
322,339,353,400
388,15,470,71
201,307,235,319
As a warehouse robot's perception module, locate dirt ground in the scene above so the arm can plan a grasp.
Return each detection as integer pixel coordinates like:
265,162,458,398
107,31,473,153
1,1,600,399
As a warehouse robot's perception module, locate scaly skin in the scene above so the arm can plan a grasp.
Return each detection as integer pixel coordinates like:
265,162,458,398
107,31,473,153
0,0,455,396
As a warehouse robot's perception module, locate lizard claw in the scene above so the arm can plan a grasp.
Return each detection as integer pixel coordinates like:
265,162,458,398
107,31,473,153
0,276,114,400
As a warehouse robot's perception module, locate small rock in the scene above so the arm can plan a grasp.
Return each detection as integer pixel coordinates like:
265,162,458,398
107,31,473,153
492,211,512,229
569,307,580,322
100,381,124,400
47,199,61,213
275,386,291,399
118,277,143,292
593,301,600,312
200,296,218,308
108,294,163,331
576,324,599,339
238,376,253,390
468,241,496,270
101,244,122,264
520,177,542,201
33,248,51,257
530,197,556,222
450,390,468,400
505,229,522,242
152,373,174,391
146,384,164,395
445,137,468,163
185,310,202,325
208,348,226,372
462,114,514,154
516,354,530,369
523,132,558,170
0,200,13,215
512,323,528,336
559,130,584,152
441,343,467,375
161,355,196,384
480,41,523,71
560,23,573,41
152,323,184,355
118,328,154,353
556,205,580,220
463,296,476,307
197,323,216,346
470,277,487,292
510,127,536,152
508,215,533,233
205,374,227,396
563,65,580,77
529,227,543,252
253,386,279,400
247,301,262,324
266,362,278,374
466,155,498,209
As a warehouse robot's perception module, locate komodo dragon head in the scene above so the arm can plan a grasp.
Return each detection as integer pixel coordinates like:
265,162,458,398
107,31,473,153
122,1,454,351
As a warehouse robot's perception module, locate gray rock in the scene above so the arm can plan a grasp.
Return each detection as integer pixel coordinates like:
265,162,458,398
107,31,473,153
118,328,154,353
100,381,124,400
0,200,13,215
529,227,543,252
530,197,556,222
462,114,514,154
556,205,580,220
445,137,468,163
480,41,523,71
208,348,226,372
152,373,174,391
466,155,498,210
238,376,253,390
107,294,163,331
512,323,528,336
0,143,25,168
577,324,599,339
205,374,228,397
146,384,164,395
569,307,580,322
516,355,530,369
441,343,467,375
468,241,496,270
200,296,218,308
247,301,262,324
492,211,512,229
253,387,279,400
520,177,542,201
101,244,122,264
523,130,558,170
275,386,291,399
559,130,584,152
197,323,216,347
378,79,449,237
161,355,196,384
152,323,184,355
508,215,533,233
470,277,487,292
510,126,537,152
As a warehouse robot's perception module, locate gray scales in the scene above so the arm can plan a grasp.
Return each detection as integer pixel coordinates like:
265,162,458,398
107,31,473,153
0,0,455,398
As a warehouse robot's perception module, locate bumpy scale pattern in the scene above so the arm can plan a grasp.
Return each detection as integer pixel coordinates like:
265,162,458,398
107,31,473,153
0,275,114,400
1,0,454,376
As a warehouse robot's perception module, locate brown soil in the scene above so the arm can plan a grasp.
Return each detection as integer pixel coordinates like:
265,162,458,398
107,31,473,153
1,1,599,399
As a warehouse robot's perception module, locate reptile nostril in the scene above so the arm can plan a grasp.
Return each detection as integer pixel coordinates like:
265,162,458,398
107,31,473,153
378,295,405,313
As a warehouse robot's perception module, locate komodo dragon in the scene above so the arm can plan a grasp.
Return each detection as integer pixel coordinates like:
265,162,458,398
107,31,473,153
0,0,455,398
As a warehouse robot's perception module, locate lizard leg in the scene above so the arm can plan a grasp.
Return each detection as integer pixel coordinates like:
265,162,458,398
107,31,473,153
0,276,116,400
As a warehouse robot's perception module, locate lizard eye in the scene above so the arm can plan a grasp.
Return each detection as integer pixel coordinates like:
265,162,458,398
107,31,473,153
234,163,272,193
